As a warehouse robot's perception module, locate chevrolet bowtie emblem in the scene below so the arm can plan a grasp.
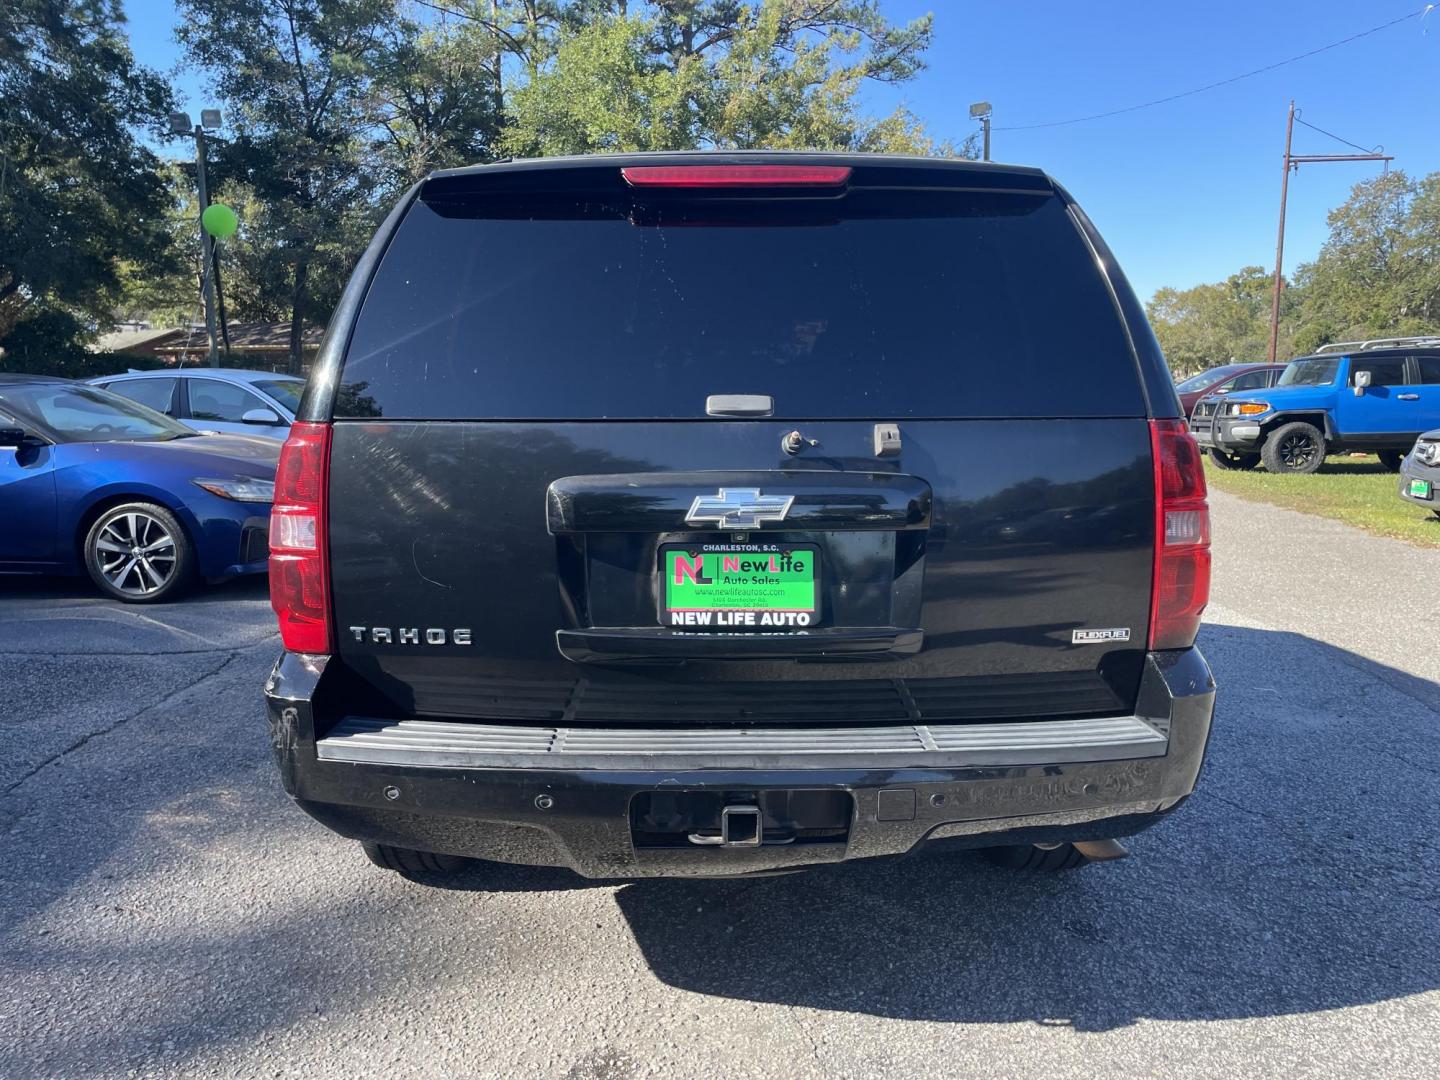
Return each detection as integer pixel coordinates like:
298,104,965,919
685,488,794,530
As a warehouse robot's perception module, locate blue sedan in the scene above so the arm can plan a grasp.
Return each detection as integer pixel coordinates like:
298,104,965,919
0,374,278,602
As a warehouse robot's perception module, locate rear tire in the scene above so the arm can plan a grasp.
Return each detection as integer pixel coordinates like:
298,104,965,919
1208,449,1261,471
1261,422,1326,474
982,843,1090,871
361,842,467,874
1377,450,1405,472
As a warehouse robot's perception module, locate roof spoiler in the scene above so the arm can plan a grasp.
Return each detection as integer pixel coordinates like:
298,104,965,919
419,152,1055,202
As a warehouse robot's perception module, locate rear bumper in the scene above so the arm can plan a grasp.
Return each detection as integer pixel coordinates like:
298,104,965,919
265,648,1215,878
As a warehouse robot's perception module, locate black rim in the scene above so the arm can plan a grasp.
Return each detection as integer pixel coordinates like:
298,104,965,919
1278,432,1318,469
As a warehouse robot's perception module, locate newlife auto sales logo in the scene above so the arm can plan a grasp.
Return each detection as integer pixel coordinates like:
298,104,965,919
665,543,816,627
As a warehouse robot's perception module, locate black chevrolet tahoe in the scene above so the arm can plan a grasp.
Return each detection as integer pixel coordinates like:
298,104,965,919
264,152,1216,880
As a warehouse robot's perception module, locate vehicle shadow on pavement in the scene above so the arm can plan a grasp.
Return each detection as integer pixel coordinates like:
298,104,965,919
406,863,608,893
2,621,1437,1071
607,621,1439,1031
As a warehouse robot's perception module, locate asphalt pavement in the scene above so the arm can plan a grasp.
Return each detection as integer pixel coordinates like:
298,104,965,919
2,490,1437,1079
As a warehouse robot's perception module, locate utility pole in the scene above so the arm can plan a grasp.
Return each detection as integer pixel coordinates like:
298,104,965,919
168,109,225,367
213,244,231,354
192,123,219,366
1267,101,1296,363
1267,100,1392,362
970,101,993,161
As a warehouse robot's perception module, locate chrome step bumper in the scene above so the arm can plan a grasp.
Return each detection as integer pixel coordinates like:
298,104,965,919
316,714,1167,771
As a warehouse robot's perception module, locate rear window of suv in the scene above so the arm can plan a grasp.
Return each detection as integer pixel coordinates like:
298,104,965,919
337,185,1145,420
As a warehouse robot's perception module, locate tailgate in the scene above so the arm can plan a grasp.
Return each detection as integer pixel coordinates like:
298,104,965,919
327,417,1154,721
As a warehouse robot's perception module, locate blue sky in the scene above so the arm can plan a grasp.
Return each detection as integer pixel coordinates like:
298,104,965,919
123,0,1439,302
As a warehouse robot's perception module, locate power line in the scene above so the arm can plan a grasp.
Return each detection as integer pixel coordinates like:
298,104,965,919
1265,99,1392,362
411,0,475,23
408,0,530,55
995,5,1434,132
1293,115,1380,155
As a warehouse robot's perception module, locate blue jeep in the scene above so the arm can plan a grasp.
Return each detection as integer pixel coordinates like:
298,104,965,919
1190,338,1440,473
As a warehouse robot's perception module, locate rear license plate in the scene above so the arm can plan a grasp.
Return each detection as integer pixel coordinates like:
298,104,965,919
1409,478,1432,499
661,543,819,629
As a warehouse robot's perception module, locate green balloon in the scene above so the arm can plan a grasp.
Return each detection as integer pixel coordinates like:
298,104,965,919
202,203,238,238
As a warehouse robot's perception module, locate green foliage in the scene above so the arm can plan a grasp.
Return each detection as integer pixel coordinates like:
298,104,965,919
0,346,167,379
176,0,397,370
110,164,205,329
1149,170,1440,374
0,307,88,371
1291,170,1440,345
1148,267,1289,378
101,0,957,361
504,14,700,154
503,1,950,155
0,304,164,376
366,11,505,190
0,0,175,358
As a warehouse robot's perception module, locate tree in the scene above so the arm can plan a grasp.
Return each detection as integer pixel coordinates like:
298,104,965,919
1151,171,1440,372
0,0,174,364
110,165,211,329
177,0,395,371
365,9,505,193
130,0,957,357
1147,266,1291,377
1290,170,1440,349
502,13,700,153
502,0,952,156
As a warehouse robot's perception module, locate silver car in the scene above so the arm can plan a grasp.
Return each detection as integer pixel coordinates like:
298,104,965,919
1399,428,1440,519
88,369,304,442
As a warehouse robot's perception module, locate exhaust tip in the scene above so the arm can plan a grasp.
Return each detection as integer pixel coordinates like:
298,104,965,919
1072,838,1130,862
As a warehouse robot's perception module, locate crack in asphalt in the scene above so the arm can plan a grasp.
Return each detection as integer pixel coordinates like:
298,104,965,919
0,648,251,804
787,1006,826,1075
6,645,274,658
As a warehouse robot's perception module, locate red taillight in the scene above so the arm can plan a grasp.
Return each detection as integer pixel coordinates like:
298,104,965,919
1149,419,1211,651
270,422,332,653
620,165,852,188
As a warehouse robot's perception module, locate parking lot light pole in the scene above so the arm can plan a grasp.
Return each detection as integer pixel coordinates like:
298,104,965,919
169,109,224,367
970,101,993,161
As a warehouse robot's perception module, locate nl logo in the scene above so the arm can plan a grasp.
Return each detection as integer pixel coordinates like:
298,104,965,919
672,550,806,586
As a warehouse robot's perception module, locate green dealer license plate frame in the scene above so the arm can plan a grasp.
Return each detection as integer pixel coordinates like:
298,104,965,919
1410,478,1432,499
660,543,821,630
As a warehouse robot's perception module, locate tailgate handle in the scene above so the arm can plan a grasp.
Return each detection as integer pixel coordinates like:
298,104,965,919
706,394,773,417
